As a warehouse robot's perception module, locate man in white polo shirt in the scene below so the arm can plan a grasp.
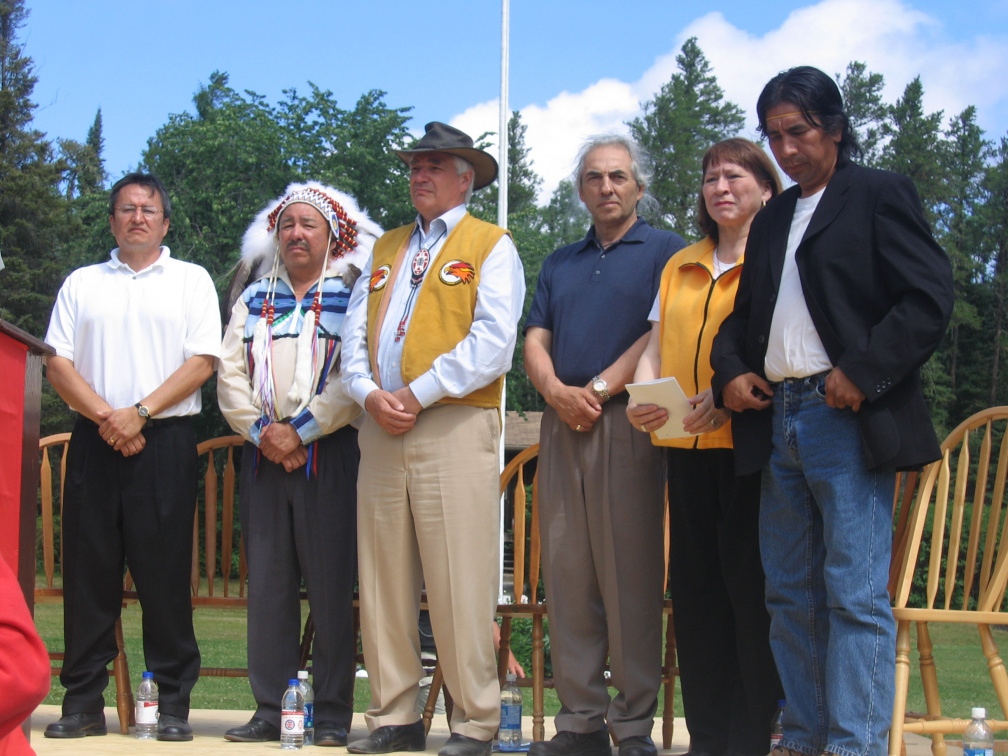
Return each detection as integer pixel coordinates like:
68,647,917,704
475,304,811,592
43,172,220,742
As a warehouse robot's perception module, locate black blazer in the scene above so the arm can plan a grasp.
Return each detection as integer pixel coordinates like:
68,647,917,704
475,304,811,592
711,161,954,474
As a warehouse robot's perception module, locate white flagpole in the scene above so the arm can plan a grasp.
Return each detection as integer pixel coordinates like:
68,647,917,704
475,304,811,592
498,0,510,604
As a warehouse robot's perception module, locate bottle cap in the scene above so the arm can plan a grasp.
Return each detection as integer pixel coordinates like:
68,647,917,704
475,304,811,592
972,707,986,719
506,673,517,682
142,671,154,679
289,679,300,686
298,670,309,680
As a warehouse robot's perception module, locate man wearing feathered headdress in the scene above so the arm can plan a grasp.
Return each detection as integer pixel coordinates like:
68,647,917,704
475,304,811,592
341,122,525,756
217,182,381,746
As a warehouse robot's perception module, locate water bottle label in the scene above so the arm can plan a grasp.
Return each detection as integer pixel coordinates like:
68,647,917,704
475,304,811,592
964,749,993,756
282,712,305,735
136,700,158,725
501,703,522,729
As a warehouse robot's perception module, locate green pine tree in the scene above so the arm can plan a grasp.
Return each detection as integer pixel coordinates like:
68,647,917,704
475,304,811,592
627,37,745,238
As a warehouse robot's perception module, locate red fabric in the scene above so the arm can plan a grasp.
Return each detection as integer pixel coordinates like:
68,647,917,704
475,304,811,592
0,728,35,756
0,335,27,571
0,557,49,744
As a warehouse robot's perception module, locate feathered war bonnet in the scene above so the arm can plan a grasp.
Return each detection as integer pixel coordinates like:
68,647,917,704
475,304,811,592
239,182,382,424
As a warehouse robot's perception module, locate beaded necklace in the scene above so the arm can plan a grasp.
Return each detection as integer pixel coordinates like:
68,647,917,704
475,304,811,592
394,227,446,343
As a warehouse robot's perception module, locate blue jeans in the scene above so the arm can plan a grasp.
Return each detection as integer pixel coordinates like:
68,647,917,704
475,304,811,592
760,374,896,756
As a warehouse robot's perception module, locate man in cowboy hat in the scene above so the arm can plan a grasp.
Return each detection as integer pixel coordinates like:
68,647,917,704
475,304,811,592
43,172,220,741
341,122,525,756
218,183,381,745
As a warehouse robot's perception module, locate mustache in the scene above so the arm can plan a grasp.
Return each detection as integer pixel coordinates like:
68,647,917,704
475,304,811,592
284,240,311,252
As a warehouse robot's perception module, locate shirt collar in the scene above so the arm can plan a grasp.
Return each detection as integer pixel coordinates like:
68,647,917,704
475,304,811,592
414,204,467,244
107,246,170,275
580,217,650,253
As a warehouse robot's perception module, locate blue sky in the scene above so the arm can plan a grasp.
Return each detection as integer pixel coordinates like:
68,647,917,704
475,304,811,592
25,0,1008,203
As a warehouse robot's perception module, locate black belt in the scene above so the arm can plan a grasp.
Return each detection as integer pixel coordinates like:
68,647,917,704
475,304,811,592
78,413,191,429
768,369,831,388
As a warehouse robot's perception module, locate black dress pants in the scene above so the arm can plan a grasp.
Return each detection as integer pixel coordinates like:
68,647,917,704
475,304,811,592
60,416,201,718
239,426,359,729
666,447,782,756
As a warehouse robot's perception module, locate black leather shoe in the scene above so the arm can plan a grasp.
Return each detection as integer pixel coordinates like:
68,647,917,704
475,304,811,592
618,736,656,756
157,714,193,742
315,720,349,747
44,712,107,738
225,716,281,742
439,733,493,756
347,721,426,753
528,729,611,756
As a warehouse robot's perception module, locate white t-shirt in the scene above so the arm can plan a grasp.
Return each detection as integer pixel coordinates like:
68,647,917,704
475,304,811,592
45,246,221,417
763,190,833,382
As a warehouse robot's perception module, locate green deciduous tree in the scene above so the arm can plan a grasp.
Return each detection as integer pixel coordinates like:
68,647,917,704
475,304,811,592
278,85,414,230
628,37,744,238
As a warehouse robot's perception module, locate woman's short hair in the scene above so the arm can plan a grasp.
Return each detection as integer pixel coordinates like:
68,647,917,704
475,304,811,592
696,138,782,241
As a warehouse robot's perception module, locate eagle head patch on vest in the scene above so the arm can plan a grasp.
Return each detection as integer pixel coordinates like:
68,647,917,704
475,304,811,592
439,260,476,286
369,265,391,292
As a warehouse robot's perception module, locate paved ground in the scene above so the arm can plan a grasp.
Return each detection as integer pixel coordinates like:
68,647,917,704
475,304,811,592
28,704,938,756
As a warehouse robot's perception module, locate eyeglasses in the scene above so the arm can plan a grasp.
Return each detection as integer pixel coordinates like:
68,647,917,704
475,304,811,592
115,205,163,219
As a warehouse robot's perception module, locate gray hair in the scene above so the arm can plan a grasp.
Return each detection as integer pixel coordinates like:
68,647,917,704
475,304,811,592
572,134,656,215
573,134,652,191
453,156,476,203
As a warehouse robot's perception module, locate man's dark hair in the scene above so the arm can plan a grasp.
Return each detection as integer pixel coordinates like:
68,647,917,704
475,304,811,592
108,172,172,220
756,65,862,164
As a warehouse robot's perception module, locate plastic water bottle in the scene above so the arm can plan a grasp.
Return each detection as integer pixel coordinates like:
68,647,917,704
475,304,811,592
298,670,315,746
499,672,523,750
770,699,785,750
281,678,305,750
963,707,994,756
135,671,159,740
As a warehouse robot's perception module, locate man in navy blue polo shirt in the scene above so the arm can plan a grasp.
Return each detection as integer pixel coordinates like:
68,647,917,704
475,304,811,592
524,136,685,756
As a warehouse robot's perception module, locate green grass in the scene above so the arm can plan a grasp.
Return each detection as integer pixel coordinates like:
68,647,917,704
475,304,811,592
902,622,1008,723
33,600,582,715
43,600,1005,729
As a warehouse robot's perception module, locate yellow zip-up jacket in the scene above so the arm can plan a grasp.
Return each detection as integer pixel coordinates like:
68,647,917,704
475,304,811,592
655,236,739,449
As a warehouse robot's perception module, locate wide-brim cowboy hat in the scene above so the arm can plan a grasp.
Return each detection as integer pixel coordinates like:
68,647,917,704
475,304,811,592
394,121,498,190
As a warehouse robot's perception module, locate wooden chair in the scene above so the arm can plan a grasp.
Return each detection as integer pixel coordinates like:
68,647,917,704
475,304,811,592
890,407,1008,756
494,443,550,741
425,444,678,746
889,469,921,600
36,432,316,733
660,489,679,751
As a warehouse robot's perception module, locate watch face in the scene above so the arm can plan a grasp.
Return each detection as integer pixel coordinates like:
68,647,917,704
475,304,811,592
593,380,606,393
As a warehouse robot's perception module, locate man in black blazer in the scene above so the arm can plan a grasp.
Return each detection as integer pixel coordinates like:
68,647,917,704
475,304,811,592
711,67,953,756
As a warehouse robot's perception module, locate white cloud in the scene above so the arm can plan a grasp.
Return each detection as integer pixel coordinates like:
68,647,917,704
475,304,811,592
453,0,1008,205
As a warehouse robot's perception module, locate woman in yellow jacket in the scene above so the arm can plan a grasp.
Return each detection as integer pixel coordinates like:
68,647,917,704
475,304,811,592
628,138,783,756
